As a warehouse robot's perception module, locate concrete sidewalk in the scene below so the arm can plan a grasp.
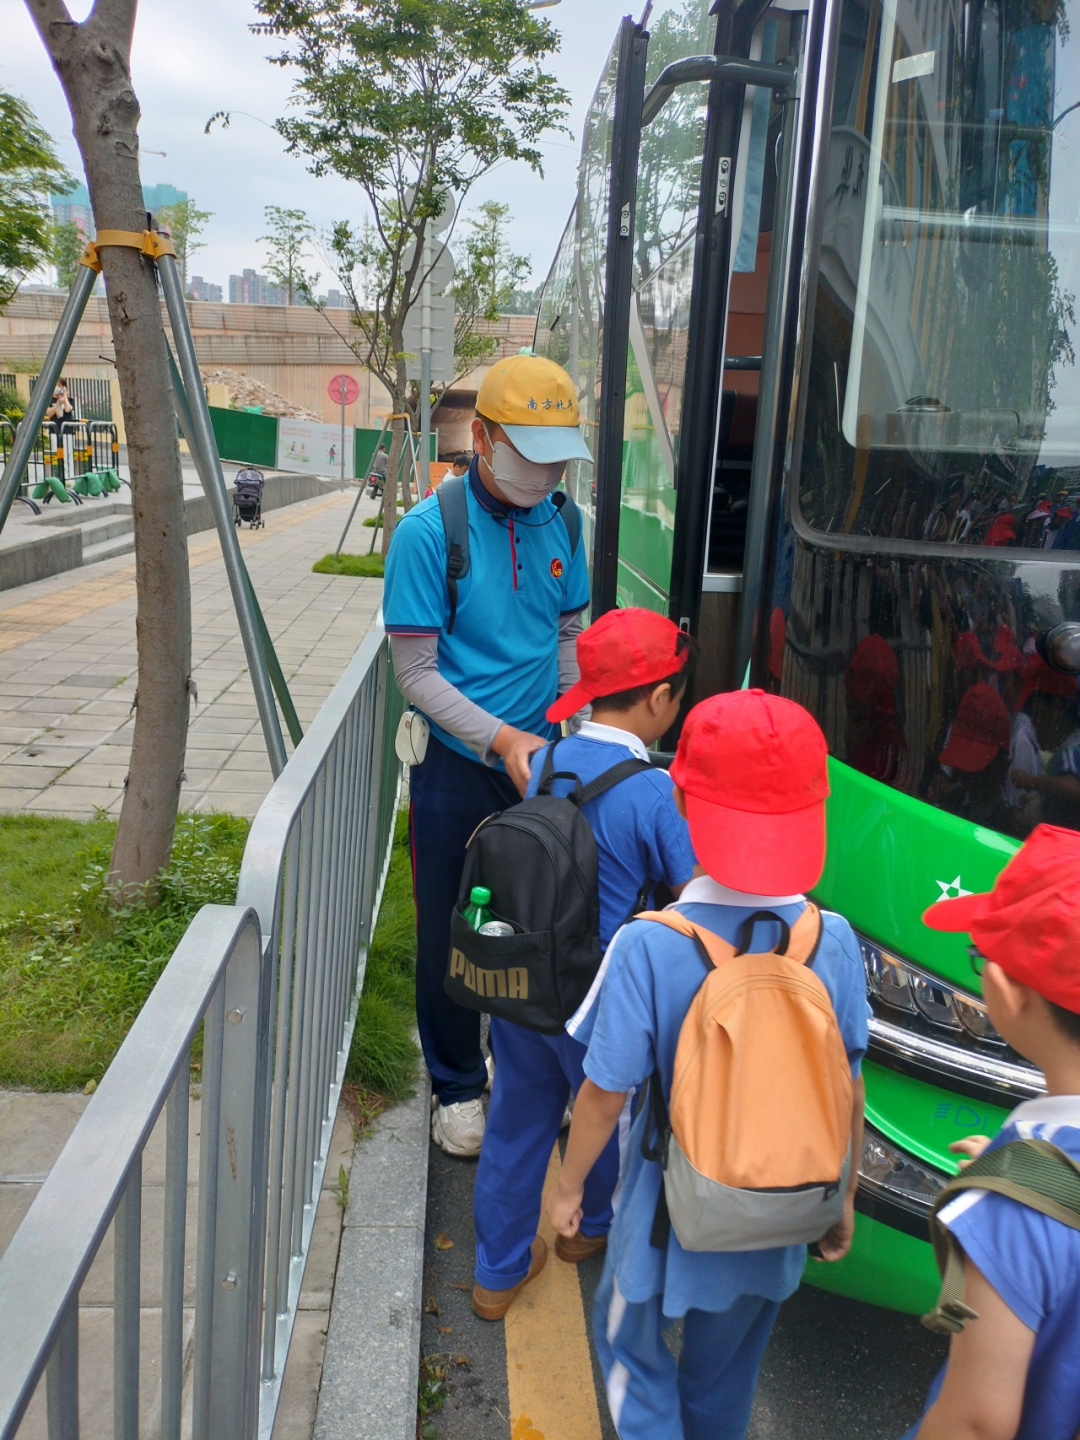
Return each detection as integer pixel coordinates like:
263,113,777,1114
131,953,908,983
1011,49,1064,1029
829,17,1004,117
0,484,384,818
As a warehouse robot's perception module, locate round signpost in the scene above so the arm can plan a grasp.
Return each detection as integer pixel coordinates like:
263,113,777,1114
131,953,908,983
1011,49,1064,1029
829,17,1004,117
328,374,360,487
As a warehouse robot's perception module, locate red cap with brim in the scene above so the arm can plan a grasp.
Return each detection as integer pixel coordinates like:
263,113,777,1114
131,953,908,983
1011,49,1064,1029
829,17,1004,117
547,607,687,723
922,823,1080,1012
671,689,829,894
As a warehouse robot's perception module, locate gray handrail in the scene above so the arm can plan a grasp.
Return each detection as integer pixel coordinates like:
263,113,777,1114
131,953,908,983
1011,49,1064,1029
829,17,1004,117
641,54,796,127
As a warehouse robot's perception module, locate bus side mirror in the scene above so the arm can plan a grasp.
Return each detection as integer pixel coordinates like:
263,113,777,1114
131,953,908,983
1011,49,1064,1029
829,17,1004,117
1036,623,1080,674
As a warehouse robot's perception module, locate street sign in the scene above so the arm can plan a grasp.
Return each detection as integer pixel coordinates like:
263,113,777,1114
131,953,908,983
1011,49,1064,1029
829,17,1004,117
403,296,456,385
328,374,359,406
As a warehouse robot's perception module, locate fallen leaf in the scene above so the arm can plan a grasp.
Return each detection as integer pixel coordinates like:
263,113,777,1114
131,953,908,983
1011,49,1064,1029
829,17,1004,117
452,1353,469,1367
434,1232,454,1251
83,1079,97,1096
423,1296,440,1316
437,1325,453,1334
447,1281,471,1291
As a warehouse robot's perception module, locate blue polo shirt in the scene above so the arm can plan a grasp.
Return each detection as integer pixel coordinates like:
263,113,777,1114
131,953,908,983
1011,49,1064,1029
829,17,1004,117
576,876,869,1317
525,726,695,947
383,459,590,762
899,1095,1080,1440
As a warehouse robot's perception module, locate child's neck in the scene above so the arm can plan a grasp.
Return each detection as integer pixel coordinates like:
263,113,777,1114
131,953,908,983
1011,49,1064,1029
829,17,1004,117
589,707,661,748
1035,1047,1080,1098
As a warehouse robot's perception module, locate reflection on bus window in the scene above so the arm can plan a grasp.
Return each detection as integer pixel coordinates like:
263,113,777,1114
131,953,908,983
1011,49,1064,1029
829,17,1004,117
798,0,1080,550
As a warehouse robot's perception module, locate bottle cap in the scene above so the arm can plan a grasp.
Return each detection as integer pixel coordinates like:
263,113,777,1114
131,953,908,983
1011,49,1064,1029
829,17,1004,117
470,885,491,906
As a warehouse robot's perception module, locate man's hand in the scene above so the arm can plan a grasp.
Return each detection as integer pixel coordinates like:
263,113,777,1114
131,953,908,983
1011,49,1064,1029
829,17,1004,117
815,1194,856,1263
950,1135,992,1169
547,1179,585,1239
492,724,549,796
1010,768,1037,791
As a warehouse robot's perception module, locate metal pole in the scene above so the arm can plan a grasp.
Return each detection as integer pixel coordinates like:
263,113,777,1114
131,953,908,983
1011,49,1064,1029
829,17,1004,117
339,382,345,491
157,251,288,777
335,415,391,558
0,262,97,537
165,347,303,747
420,225,432,498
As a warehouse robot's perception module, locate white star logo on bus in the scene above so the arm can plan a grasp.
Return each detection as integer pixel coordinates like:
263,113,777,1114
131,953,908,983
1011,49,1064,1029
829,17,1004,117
933,876,971,903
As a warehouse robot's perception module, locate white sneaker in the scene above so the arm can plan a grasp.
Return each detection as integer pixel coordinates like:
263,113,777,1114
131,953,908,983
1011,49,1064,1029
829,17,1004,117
485,1053,495,1092
431,1096,486,1157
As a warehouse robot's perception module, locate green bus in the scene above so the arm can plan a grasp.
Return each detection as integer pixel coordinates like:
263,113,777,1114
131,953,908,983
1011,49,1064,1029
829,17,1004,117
535,0,1080,1312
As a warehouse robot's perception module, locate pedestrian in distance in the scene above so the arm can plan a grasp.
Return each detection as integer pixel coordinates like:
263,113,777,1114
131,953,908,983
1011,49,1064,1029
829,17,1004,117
367,442,388,497
425,452,470,499
899,823,1080,1440
547,689,870,1440
471,607,698,1321
383,352,594,1157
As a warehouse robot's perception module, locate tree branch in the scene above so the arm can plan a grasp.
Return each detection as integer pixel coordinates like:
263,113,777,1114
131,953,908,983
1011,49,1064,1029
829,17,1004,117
89,0,137,55
22,0,76,56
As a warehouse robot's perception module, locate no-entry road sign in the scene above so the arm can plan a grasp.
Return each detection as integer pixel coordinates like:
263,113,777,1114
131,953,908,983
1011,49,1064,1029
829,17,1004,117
328,374,359,406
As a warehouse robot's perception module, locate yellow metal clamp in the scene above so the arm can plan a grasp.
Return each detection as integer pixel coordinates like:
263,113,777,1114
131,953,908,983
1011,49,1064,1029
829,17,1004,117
79,230,178,272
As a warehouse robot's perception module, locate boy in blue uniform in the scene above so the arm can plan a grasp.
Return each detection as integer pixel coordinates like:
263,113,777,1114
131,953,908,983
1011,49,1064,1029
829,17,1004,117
900,823,1080,1440
471,608,697,1319
548,689,869,1440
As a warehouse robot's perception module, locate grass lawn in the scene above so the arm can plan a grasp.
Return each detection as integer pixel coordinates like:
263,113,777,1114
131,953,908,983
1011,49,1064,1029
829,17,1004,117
313,553,385,578
0,807,417,1097
346,809,418,1102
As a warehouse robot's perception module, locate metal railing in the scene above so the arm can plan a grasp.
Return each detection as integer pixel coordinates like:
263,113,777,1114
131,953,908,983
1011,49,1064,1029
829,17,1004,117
0,623,405,1440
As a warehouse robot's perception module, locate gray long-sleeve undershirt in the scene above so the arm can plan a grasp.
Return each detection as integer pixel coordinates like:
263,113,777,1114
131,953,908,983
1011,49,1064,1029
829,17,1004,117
391,610,584,763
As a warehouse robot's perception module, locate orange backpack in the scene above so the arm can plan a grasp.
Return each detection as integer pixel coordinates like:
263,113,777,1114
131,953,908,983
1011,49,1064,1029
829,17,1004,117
638,904,854,1252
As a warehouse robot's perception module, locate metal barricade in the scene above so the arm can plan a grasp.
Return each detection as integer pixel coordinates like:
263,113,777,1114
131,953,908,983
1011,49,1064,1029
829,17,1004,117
0,422,40,514
89,420,124,491
0,623,406,1440
62,420,98,495
33,423,78,504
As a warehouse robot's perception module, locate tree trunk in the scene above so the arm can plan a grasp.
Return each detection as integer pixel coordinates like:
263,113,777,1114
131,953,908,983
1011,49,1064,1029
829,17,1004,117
381,355,410,557
26,0,192,897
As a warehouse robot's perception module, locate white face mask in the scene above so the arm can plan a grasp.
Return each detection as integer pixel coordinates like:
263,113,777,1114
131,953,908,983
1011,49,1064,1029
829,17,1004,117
481,423,565,507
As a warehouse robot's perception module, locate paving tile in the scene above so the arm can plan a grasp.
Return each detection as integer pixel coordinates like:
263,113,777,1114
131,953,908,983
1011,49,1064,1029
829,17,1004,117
0,788,47,810
25,788,120,814
13,746,90,768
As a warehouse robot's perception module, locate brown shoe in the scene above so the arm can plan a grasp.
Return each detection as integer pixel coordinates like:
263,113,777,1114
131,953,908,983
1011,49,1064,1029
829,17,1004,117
555,1231,607,1265
471,1237,547,1321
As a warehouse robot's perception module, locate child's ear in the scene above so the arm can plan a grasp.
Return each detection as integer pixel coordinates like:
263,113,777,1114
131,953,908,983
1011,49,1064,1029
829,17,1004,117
983,960,1031,1022
672,785,687,819
650,682,672,716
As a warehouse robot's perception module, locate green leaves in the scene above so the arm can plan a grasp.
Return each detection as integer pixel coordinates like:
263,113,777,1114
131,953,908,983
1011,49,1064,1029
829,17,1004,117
258,205,317,304
0,90,74,310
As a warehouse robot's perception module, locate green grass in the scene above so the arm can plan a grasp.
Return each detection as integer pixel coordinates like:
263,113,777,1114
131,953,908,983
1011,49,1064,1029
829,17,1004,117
0,812,249,1090
346,809,418,1102
312,553,385,578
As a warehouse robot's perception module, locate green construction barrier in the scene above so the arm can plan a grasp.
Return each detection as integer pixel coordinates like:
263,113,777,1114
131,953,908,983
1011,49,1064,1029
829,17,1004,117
354,426,437,478
208,406,278,468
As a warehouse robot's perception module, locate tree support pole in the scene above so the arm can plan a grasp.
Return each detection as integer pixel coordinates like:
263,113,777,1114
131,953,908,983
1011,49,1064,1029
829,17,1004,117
165,349,303,749
157,252,288,777
0,263,97,537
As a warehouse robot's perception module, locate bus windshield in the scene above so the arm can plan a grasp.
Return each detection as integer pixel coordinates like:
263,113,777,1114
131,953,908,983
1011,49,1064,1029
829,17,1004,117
800,0,1080,550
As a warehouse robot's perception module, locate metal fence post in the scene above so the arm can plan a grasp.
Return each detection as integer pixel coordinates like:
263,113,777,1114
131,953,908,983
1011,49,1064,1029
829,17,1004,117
45,1301,79,1440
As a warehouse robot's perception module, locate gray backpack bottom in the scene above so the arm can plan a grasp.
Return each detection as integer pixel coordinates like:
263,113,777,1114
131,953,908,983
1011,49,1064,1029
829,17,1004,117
664,1137,851,1253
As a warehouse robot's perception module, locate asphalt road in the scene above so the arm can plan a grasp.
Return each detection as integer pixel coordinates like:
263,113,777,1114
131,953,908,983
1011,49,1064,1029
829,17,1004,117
420,1138,948,1440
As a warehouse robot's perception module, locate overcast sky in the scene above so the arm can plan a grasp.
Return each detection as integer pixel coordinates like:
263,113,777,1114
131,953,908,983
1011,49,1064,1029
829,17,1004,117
5,0,672,294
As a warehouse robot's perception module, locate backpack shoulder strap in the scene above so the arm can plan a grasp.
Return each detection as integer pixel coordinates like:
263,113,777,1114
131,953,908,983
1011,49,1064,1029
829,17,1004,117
435,474,470,635
634,910,738,971
550,488,581,556
577,757,652,806
923,1138,1080,1335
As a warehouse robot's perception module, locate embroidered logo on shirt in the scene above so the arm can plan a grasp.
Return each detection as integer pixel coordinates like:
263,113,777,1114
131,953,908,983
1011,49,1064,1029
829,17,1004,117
550,558,563,578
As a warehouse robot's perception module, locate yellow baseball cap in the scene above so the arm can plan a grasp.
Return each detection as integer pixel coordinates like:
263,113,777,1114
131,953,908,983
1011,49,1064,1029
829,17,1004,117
476,353,593,464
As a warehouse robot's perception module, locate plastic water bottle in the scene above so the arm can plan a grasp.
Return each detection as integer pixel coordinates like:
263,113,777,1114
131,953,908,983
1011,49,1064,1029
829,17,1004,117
463,885,493,931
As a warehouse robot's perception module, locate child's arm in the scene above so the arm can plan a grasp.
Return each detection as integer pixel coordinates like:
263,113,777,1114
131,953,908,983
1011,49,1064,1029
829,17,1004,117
547,1079,627,1238
815,1073,865,1263
914,1256,1035,1440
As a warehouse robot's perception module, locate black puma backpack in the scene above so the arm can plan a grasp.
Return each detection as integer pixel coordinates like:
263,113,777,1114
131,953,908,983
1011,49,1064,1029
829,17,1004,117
444,740,652,1033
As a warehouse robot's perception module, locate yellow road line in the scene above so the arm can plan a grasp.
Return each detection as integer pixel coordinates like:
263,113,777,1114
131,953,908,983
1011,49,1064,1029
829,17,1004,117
504,1145,603,1440
0,493,349,656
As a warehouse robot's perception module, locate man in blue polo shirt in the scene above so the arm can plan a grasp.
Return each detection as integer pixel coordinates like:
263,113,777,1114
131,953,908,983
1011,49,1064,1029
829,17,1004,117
383,353,592,1156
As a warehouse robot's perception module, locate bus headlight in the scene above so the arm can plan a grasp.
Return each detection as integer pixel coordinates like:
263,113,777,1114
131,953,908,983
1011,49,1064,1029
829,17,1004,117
858,936,1004,1046
858,1126,947,1209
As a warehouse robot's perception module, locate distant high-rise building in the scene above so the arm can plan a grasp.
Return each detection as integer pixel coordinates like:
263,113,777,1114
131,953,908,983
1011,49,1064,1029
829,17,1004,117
322,289,349,309
189,276,223,302
50,181,190,241
228,268,287,305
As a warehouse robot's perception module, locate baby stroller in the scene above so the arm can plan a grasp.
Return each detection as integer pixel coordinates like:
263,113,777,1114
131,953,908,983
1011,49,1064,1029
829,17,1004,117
232,468,265,529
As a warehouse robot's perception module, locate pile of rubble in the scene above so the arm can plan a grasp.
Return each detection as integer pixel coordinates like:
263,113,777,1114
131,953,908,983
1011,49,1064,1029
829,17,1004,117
200,367,319,420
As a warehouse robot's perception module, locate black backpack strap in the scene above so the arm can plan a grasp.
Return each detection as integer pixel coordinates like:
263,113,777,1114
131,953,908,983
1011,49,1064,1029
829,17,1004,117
550,488,581,556
640,1067,673,1249
577,757,652,806
734,909,792,958
435,474,470,635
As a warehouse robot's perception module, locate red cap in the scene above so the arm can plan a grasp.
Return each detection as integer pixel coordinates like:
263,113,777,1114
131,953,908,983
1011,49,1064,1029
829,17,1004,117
953,630,987,670
547,607,688,723
1017,652,1078,711
923,824,1080,1012
988,624,1023,674
845,635,899,714
670,690,829,893
938,683,1010,771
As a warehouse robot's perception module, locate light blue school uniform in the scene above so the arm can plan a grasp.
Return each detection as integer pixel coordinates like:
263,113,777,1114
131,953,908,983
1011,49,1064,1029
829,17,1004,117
473,726,694,1293
899,1094,1080,1440
579,875,869,1440
382,460,590,763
